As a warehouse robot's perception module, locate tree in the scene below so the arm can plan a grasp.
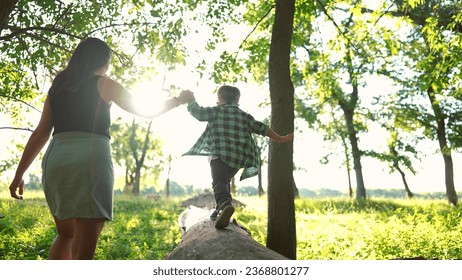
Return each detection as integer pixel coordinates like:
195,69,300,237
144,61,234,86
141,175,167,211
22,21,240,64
296,0,379,200
377,0,462,205
0,0,189,128
165,0,298,257
110,117,165,195
255,134,268,197
267,0,296,260
367,92,426,198
165,154,172,197
363,0,462,34
419,16,462,206
301,107,354,198
0,0,192,177
224,0,400,201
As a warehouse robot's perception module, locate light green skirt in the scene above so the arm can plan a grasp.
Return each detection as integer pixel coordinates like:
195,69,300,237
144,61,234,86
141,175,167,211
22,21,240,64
41,131,114,220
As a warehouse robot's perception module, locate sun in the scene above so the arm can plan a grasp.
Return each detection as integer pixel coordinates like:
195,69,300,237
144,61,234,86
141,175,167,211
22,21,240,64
129,80,168,118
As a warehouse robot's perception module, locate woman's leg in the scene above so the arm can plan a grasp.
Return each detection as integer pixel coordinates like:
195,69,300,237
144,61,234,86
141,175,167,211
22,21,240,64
48,216,75,260
71,218,106,260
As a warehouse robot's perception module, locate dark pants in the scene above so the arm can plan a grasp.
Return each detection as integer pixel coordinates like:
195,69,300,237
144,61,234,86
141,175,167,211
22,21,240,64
210,158,238,207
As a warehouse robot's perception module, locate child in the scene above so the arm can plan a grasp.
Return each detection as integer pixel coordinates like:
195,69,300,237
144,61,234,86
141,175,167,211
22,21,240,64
180,86,293,229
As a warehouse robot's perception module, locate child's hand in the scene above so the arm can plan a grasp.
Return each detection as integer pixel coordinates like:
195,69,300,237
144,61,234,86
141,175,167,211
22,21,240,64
177,90,195,104
278,133,294,143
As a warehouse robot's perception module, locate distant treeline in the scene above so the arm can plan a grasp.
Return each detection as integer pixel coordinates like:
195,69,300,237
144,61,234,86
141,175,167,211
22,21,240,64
24,174,455,199
297,188,454,200
239,186,454,199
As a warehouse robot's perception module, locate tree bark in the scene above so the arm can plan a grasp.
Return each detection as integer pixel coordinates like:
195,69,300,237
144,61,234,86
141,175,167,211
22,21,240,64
267,0,296,260
396,166,414,198
165,156,172,197
338,50,366,200
340,132,353,198
231,176,237,196
0,0,17,35
293,180,299,198
257,163,264,196
427,87,458,206
342,108,366,199
129,119,153,195
133,168,141,195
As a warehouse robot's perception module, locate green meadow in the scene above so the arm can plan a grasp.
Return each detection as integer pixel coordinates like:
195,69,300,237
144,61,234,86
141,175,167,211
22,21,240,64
1,190,461,260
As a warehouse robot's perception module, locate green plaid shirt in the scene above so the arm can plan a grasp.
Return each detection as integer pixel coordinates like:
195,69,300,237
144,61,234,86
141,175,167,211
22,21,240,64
183,101,269,180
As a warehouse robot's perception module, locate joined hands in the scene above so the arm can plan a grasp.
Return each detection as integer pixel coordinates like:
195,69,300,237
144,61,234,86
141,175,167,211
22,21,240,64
176,90,195,105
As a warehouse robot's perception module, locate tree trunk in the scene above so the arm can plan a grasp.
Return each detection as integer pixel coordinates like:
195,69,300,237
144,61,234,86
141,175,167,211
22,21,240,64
124,168,135,193
427,87,458,206
165,155,172,197
231,176,237,196
396,165,414,198
343,108,366,200
293,180,299,198
337,49,366,200
267,0,296,260
340,132,353,198
257,163,264,197
165,178,170,197
129,119,153,196
0,0,17,34
133,167,141,195
347,166,353,198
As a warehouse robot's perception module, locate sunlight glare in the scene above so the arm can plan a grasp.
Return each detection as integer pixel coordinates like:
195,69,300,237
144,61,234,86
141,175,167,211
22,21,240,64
130,80,167,117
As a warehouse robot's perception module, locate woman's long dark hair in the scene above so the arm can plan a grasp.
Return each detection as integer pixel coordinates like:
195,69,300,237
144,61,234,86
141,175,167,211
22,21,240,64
49,37,111,95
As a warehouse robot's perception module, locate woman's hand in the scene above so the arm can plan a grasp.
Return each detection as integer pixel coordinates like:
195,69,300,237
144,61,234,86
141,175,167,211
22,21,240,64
177,90,195,104
9,176,25,200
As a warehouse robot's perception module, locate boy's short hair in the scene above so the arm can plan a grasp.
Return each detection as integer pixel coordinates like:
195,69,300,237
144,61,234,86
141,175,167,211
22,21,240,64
217,85,240,104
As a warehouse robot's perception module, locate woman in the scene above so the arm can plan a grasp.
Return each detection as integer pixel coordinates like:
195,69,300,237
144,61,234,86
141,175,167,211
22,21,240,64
8,37,187,259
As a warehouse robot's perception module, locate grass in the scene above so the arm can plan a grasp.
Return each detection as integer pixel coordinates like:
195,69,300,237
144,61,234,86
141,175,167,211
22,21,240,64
236,196,462,260
0,191,183,260
1,190,462,260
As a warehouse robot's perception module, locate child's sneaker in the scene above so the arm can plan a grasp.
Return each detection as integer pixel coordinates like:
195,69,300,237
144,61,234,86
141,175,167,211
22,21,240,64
214,200,234,229
210,207,219,221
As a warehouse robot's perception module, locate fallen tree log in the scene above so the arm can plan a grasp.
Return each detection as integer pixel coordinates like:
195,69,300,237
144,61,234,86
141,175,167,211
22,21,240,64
166,193,437,260
165,194,288,260
180,190,245,209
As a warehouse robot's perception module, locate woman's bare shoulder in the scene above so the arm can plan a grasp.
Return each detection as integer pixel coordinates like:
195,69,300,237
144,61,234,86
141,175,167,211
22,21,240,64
97,76,124,103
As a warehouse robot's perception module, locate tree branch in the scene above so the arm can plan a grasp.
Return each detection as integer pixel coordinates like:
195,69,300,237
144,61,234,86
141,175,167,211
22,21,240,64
84,20,166,38
315,0,352,47
233,5,276,60
16,36,40,89
1,25,84,41
0,0,18,34
19,30,76,53
0,127,34,132
0,94,41,113
53,2,74,29
359,4,462,33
